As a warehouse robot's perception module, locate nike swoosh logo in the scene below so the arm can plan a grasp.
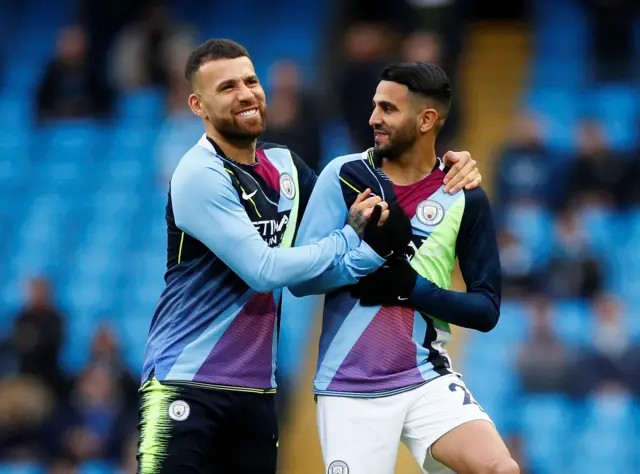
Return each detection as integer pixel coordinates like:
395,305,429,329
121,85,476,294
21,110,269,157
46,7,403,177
397,297,409,301
242,190,257,200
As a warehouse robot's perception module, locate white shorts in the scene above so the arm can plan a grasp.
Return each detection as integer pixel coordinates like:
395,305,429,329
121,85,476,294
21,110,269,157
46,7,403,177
317,374,492,474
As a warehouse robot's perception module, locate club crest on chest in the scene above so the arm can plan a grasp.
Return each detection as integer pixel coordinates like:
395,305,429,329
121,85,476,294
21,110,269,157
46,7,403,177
416,199,445,226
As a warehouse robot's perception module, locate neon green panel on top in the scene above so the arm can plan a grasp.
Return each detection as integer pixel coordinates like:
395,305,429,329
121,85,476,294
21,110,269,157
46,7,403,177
409,188,466,332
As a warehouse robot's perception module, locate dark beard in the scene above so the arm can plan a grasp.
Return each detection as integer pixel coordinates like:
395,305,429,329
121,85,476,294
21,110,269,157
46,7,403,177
211,110,267,143
372,126,418,162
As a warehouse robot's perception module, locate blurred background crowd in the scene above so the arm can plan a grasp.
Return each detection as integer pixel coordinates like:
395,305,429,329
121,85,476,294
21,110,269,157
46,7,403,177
0,0,638,473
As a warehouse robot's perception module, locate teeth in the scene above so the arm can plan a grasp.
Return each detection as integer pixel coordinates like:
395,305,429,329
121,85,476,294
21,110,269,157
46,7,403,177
238,109,258,117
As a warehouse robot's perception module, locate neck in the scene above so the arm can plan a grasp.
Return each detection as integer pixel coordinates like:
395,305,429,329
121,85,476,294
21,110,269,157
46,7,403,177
206,123,257,164
381,139,437,186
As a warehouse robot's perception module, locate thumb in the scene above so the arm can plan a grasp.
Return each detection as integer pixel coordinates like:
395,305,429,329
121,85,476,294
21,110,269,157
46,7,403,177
442,151,458,167
353,188,372,205
367,204,382,228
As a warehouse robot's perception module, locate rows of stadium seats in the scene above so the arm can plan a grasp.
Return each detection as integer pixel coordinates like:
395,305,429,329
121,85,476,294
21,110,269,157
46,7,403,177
0,0,328,407
526,0,640,152
461,1,640,472
0,1,327,473
463,303,640,474
502,206,640,303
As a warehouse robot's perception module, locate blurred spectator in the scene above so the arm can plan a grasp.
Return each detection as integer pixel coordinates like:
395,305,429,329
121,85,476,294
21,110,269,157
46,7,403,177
405,0,467,62
622,151,640,206
494,113,555,210
567,120,626,210
338,22,395,152
575,293,640,396
110,2,196,92
497,230,537,298
49,457,79,474
77,0,148,83
11,277,69,397
516,295,574,394
0,377,56,462
401,30,443,64
580,0,638,82
51,364,136,464
118,433,139,474
36,26,111,123
341,0,413,34
88,324,139,408
260,60,323,172
544,206,603,299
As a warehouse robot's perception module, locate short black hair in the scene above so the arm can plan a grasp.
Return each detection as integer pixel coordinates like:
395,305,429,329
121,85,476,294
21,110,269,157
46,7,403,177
184,39,250,84
380,62,451,109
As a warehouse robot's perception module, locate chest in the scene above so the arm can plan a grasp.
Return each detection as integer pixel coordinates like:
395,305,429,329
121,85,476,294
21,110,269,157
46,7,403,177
339,159,465,285
225,154,297,248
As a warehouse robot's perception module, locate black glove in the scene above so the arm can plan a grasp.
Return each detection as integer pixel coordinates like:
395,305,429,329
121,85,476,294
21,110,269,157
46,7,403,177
362,202,413,259
351,254,418,306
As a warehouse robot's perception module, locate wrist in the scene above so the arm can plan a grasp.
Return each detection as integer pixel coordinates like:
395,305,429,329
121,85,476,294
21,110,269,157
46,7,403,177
406,274,434,306
341,224,362,249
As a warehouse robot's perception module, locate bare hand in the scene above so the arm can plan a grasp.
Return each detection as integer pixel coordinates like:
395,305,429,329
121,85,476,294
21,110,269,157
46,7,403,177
442,151,482,194
347,188,390,238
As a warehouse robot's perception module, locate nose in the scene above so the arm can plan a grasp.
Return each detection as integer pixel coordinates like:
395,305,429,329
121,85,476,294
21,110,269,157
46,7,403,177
236,83,254,103
369,108,382,128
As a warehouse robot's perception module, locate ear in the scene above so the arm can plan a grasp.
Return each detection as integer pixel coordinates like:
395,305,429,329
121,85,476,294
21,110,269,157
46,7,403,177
188,93,207,119
419,108,439,133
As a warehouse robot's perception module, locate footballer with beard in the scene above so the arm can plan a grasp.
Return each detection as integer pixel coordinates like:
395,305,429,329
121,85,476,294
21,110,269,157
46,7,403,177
291,62,517,474
137,39,483,474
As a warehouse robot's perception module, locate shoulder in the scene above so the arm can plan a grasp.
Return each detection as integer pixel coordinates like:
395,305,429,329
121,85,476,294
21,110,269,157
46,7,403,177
462,186,491,209
322,150,371,177
171,143,230,192
258,141,301,166
458,186,495,230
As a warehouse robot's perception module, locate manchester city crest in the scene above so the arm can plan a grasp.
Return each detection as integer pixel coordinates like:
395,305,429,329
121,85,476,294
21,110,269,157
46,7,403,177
280,173,296,199
416,199,445,226
168,400,190,421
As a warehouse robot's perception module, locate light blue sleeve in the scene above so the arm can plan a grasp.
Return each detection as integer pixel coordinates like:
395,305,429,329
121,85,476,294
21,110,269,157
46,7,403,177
288,158,385,297
171,159,361,293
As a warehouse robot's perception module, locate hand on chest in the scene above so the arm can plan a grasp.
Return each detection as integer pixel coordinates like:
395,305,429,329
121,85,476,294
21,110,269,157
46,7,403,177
229,163,297,247
339,161,461,259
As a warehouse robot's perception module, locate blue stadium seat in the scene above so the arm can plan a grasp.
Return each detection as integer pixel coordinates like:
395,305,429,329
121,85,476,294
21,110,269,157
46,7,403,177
1,59,43,92
552,299,590,345
41,120,102,159
530,57,587,90
321,120,354,168
117,314,151,372
460,332,519,434
585,85,639,152
0,94,32,131
116,88,167,124
524,89,579,152
520,394,574,473
78,460,116,474
60,313,98,373
503,205,553,266
494,299,529,343
570,394,637,473
0,130,30,188
0,463,45,474
578,208,619,253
